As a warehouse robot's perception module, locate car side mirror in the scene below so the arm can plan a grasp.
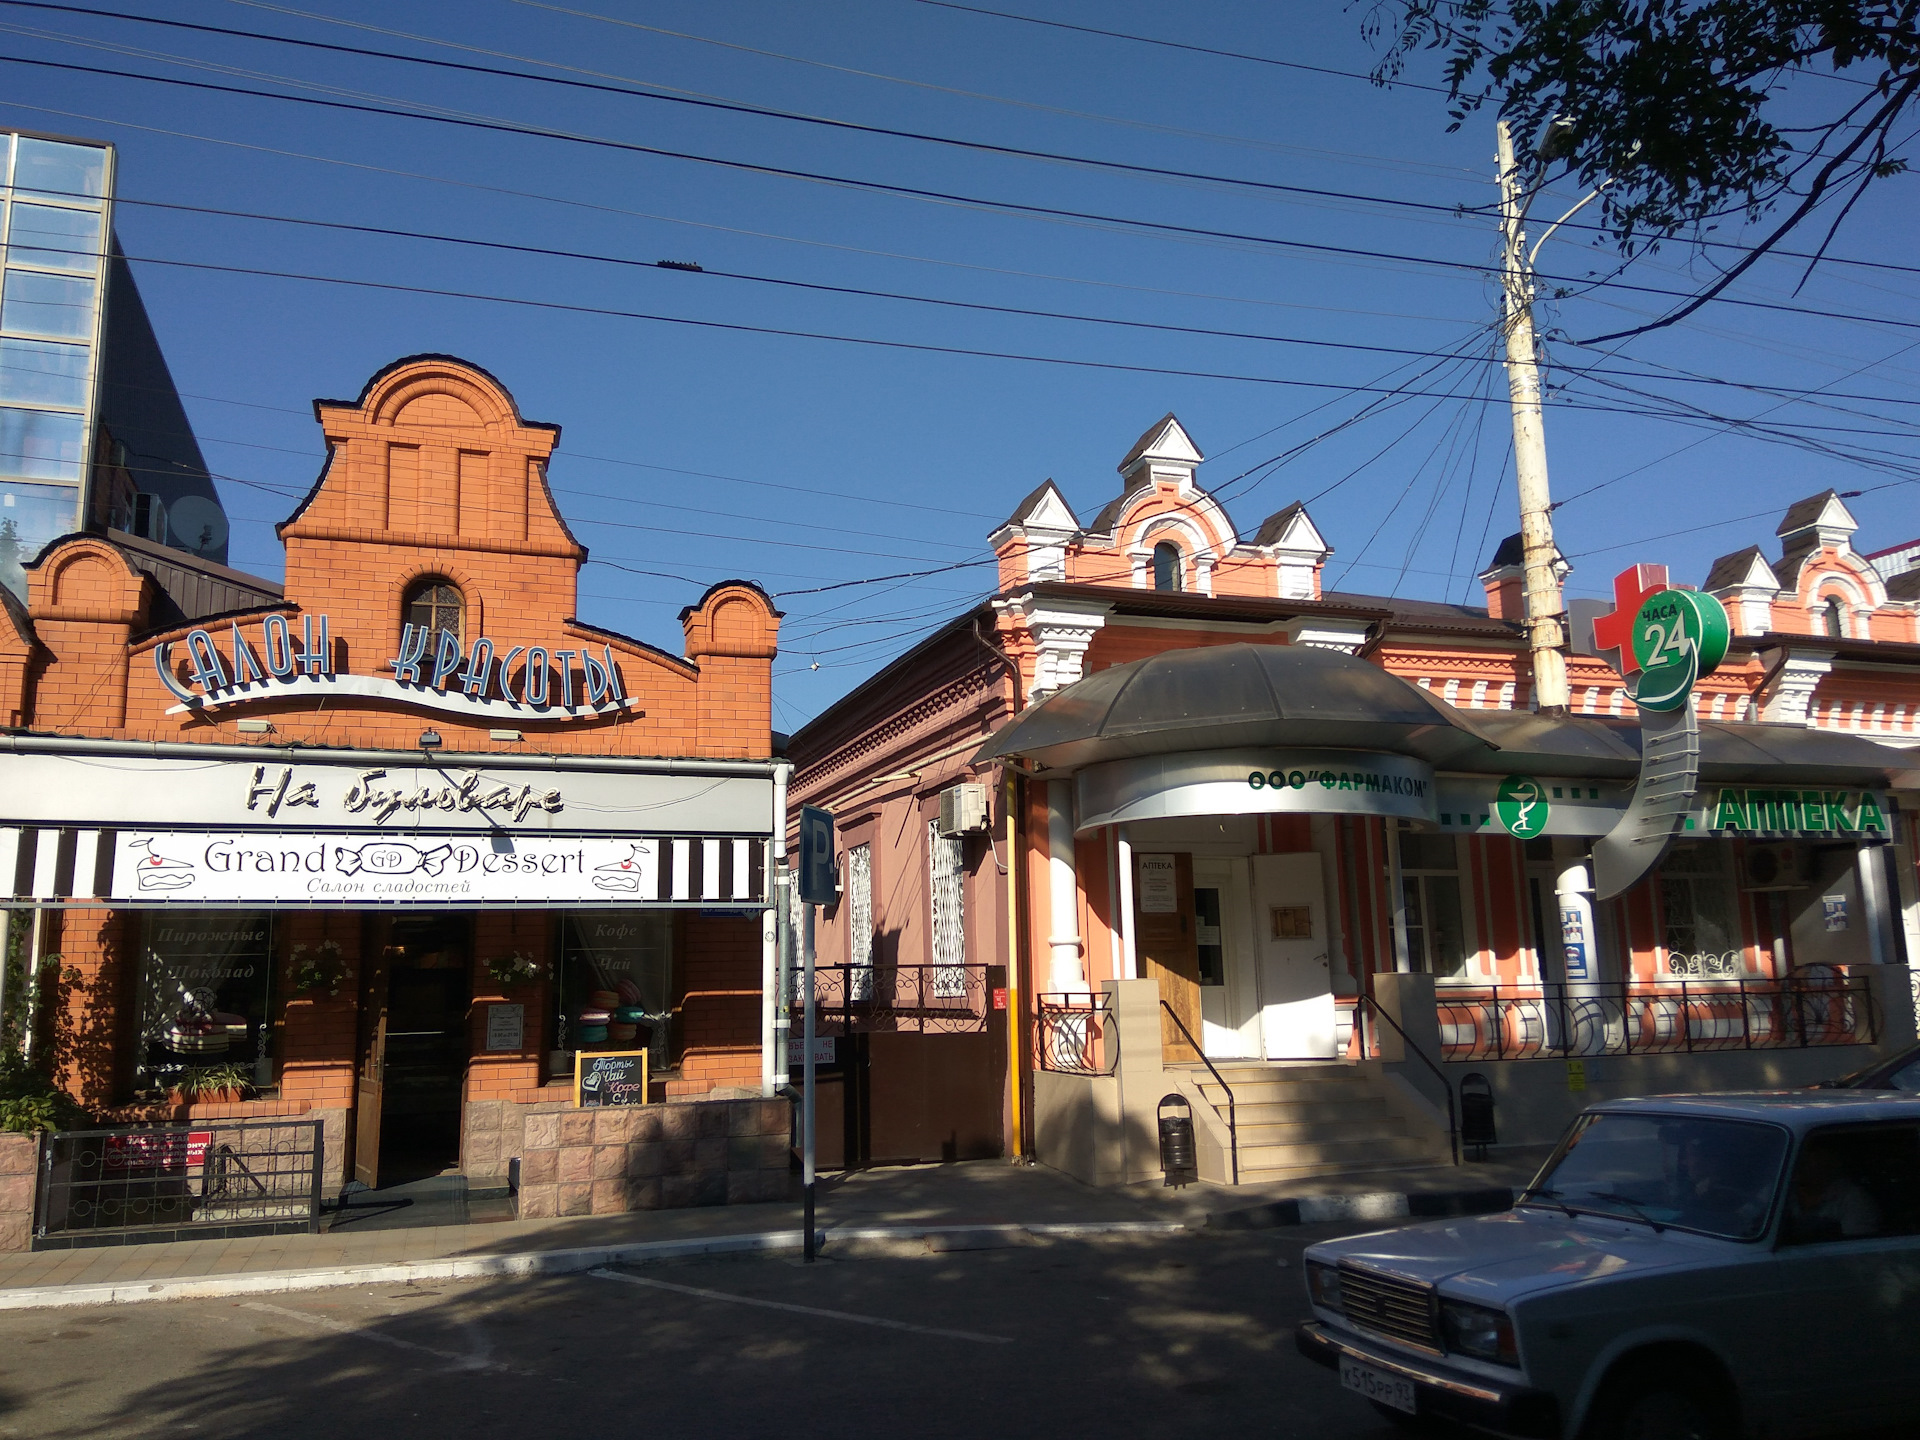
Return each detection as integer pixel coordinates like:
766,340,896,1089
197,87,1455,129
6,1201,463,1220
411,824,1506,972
1780,1212,1843,1246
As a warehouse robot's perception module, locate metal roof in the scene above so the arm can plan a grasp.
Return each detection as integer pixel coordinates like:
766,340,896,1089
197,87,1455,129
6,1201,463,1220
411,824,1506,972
974,641,1920,787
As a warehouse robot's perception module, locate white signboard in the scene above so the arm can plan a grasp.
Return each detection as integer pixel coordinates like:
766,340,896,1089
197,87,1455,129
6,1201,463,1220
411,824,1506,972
0,752,773,835
485,1004,526,1052
112,831,667,905
1137,854,1179,914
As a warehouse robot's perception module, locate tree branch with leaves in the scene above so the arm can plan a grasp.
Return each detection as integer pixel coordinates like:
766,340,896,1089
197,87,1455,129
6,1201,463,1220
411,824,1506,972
1364,1,1920,339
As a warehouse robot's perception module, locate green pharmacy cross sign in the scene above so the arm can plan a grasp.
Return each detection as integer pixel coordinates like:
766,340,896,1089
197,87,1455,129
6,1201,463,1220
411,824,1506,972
1628,587,1730,712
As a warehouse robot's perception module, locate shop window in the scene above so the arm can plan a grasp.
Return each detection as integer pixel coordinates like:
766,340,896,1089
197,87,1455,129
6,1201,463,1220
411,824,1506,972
927,820,966,997
846,842,873,1002
1659,843,1741,977
403,575,464,649
1152,541,1183,593
1821,596,1846,639
1398,827,1468,979
136,912,276,1091
555,911,675,1077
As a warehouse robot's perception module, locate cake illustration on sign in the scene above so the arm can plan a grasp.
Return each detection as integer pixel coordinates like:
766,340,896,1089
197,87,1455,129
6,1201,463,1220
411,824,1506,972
130,838,197,891
592,843,654,892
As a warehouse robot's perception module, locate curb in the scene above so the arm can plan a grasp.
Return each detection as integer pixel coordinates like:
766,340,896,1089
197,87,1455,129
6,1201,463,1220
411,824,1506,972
1205,1186,1517,1231
0,1219,1187,1311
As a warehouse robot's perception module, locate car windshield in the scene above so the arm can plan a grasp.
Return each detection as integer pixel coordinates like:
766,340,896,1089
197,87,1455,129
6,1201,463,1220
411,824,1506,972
1525,1113,1788,1240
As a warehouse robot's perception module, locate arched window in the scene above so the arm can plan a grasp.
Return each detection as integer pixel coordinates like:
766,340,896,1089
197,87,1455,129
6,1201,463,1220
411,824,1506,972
404,575,464,648
1821,596,1846,639
1152,541,1184,593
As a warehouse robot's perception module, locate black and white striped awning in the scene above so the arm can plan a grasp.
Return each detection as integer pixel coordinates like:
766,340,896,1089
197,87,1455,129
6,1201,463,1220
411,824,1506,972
1,828,768,908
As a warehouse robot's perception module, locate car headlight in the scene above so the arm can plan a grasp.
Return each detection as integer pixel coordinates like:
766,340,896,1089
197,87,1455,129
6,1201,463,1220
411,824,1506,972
1304,1261,1344,1312
1440,1297,1518,1366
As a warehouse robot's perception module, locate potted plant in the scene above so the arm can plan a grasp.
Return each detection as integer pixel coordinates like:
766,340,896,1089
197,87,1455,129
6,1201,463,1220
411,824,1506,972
179,1062,252,1106
290,939,347,999
485,950,545,988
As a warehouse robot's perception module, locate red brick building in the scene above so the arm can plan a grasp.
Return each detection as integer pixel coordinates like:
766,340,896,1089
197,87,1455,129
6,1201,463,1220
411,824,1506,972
0,356,789,1215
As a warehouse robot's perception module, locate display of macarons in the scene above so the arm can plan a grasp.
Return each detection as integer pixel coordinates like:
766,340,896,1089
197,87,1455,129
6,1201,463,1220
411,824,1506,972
571,976,652,1049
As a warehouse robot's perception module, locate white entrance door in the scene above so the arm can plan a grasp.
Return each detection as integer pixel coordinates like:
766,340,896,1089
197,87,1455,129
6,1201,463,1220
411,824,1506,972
1251,853,1335,1059
1194,858,1259,1058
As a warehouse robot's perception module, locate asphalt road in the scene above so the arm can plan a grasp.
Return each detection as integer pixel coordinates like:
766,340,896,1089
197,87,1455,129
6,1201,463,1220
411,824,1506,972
0,1223,1408,1440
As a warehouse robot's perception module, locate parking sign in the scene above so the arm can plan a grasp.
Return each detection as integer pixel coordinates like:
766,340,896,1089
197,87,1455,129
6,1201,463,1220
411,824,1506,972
798,806,836,904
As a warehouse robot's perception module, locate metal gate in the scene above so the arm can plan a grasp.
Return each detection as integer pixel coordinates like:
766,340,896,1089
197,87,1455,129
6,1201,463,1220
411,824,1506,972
35,1118,324,1249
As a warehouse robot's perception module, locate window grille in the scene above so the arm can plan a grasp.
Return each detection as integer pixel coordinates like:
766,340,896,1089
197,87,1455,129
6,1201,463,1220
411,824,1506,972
403,576,464,649
927,820,966,998
847,842,873,1002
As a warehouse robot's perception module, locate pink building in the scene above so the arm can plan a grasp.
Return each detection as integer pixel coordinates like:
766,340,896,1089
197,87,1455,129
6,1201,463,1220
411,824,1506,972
789,416,1920,1184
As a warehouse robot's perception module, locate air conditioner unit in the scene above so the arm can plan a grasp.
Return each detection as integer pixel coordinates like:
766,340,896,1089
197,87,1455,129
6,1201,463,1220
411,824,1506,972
937,782,990,836
1742,842,1808,891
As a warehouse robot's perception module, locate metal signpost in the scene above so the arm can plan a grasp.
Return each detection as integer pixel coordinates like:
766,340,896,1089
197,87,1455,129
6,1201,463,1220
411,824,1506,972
795,805,836,1262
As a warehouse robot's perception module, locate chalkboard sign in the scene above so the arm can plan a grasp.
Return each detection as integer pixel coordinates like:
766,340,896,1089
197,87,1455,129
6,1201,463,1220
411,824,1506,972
574,1049,650,1108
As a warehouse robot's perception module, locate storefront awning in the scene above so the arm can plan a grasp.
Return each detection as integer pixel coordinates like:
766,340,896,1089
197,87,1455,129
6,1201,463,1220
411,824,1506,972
1,826,768,909
973,642,1497,773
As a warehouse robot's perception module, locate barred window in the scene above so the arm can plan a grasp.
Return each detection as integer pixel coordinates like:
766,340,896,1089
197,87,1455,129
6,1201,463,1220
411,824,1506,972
1660,844,1741,976
928,820,966,998
846,842,873,1002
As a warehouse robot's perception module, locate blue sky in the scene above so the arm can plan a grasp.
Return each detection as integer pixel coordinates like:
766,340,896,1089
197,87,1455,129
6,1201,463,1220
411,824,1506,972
4,0,1915,733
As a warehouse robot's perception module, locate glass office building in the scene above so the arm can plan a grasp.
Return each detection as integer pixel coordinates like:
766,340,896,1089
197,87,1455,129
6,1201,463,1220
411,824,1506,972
0,130,113,601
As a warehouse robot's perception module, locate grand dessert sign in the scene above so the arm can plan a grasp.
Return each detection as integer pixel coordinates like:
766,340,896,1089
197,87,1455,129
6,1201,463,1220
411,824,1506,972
113,831,669,904
153,613,637,722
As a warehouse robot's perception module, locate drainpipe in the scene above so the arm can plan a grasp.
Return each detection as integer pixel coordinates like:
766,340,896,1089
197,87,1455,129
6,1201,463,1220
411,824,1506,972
1047,781,1086,992
1004,769,1026,1161
763,761,792,1097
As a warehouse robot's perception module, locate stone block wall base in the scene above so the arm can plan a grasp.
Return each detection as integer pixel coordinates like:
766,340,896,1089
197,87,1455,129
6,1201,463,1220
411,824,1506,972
514,1096,792,1219
0,1133,40,1253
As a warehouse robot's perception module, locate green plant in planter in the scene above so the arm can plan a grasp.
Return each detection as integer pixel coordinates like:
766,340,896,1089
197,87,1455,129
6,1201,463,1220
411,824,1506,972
484,950,545,987
178,1062,252,1104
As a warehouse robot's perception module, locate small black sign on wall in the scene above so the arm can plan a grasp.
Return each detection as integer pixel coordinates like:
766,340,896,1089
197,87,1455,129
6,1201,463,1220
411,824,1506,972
575,1050,650,1107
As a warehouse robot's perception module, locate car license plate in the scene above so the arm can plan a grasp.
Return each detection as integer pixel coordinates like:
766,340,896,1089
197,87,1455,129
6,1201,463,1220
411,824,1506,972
1340,1355,1417,1415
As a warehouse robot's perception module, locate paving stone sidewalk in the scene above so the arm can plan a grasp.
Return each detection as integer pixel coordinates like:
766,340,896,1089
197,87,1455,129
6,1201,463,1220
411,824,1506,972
0,1149,1552,1303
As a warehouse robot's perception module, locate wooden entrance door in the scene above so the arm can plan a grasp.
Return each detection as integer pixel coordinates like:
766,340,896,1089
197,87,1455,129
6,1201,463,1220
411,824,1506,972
1135,851,1202,1063
353,917,391,1189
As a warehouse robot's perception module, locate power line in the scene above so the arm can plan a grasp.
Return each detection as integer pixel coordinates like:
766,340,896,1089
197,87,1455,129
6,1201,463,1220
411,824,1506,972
500,0,1483,180
85,195,1920,415
6,50,1919,337
0,5,1476,220
910,0,1451,94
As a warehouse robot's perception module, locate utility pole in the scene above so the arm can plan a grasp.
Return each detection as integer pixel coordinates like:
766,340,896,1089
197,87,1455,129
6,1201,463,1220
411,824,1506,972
1496,120,1570,713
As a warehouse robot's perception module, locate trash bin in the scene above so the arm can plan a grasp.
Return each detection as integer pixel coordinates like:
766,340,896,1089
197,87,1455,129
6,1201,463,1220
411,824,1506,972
1158,1094,1197,1188
1460,1072,1496,1160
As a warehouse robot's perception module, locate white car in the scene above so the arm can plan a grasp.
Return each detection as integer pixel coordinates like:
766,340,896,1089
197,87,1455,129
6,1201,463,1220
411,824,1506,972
1296,1091,1920,1439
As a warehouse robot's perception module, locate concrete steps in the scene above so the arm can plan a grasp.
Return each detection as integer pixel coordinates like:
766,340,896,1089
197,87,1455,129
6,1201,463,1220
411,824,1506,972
1174,1060,1452,1184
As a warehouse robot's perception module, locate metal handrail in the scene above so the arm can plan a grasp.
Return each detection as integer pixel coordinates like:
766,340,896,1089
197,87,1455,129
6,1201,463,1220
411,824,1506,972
1357,995,1459,1166
1158,1000,1238,1186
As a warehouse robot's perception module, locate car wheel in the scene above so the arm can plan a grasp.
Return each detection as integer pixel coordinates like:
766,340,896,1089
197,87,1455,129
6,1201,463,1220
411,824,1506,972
1586,1373,1729,1440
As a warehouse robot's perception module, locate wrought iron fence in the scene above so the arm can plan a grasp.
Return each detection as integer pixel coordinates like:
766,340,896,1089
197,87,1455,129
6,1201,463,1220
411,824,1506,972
1434,974,1877,1062
1034,992,1118,1076
797,963,989,1035
36,1118,324,1248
